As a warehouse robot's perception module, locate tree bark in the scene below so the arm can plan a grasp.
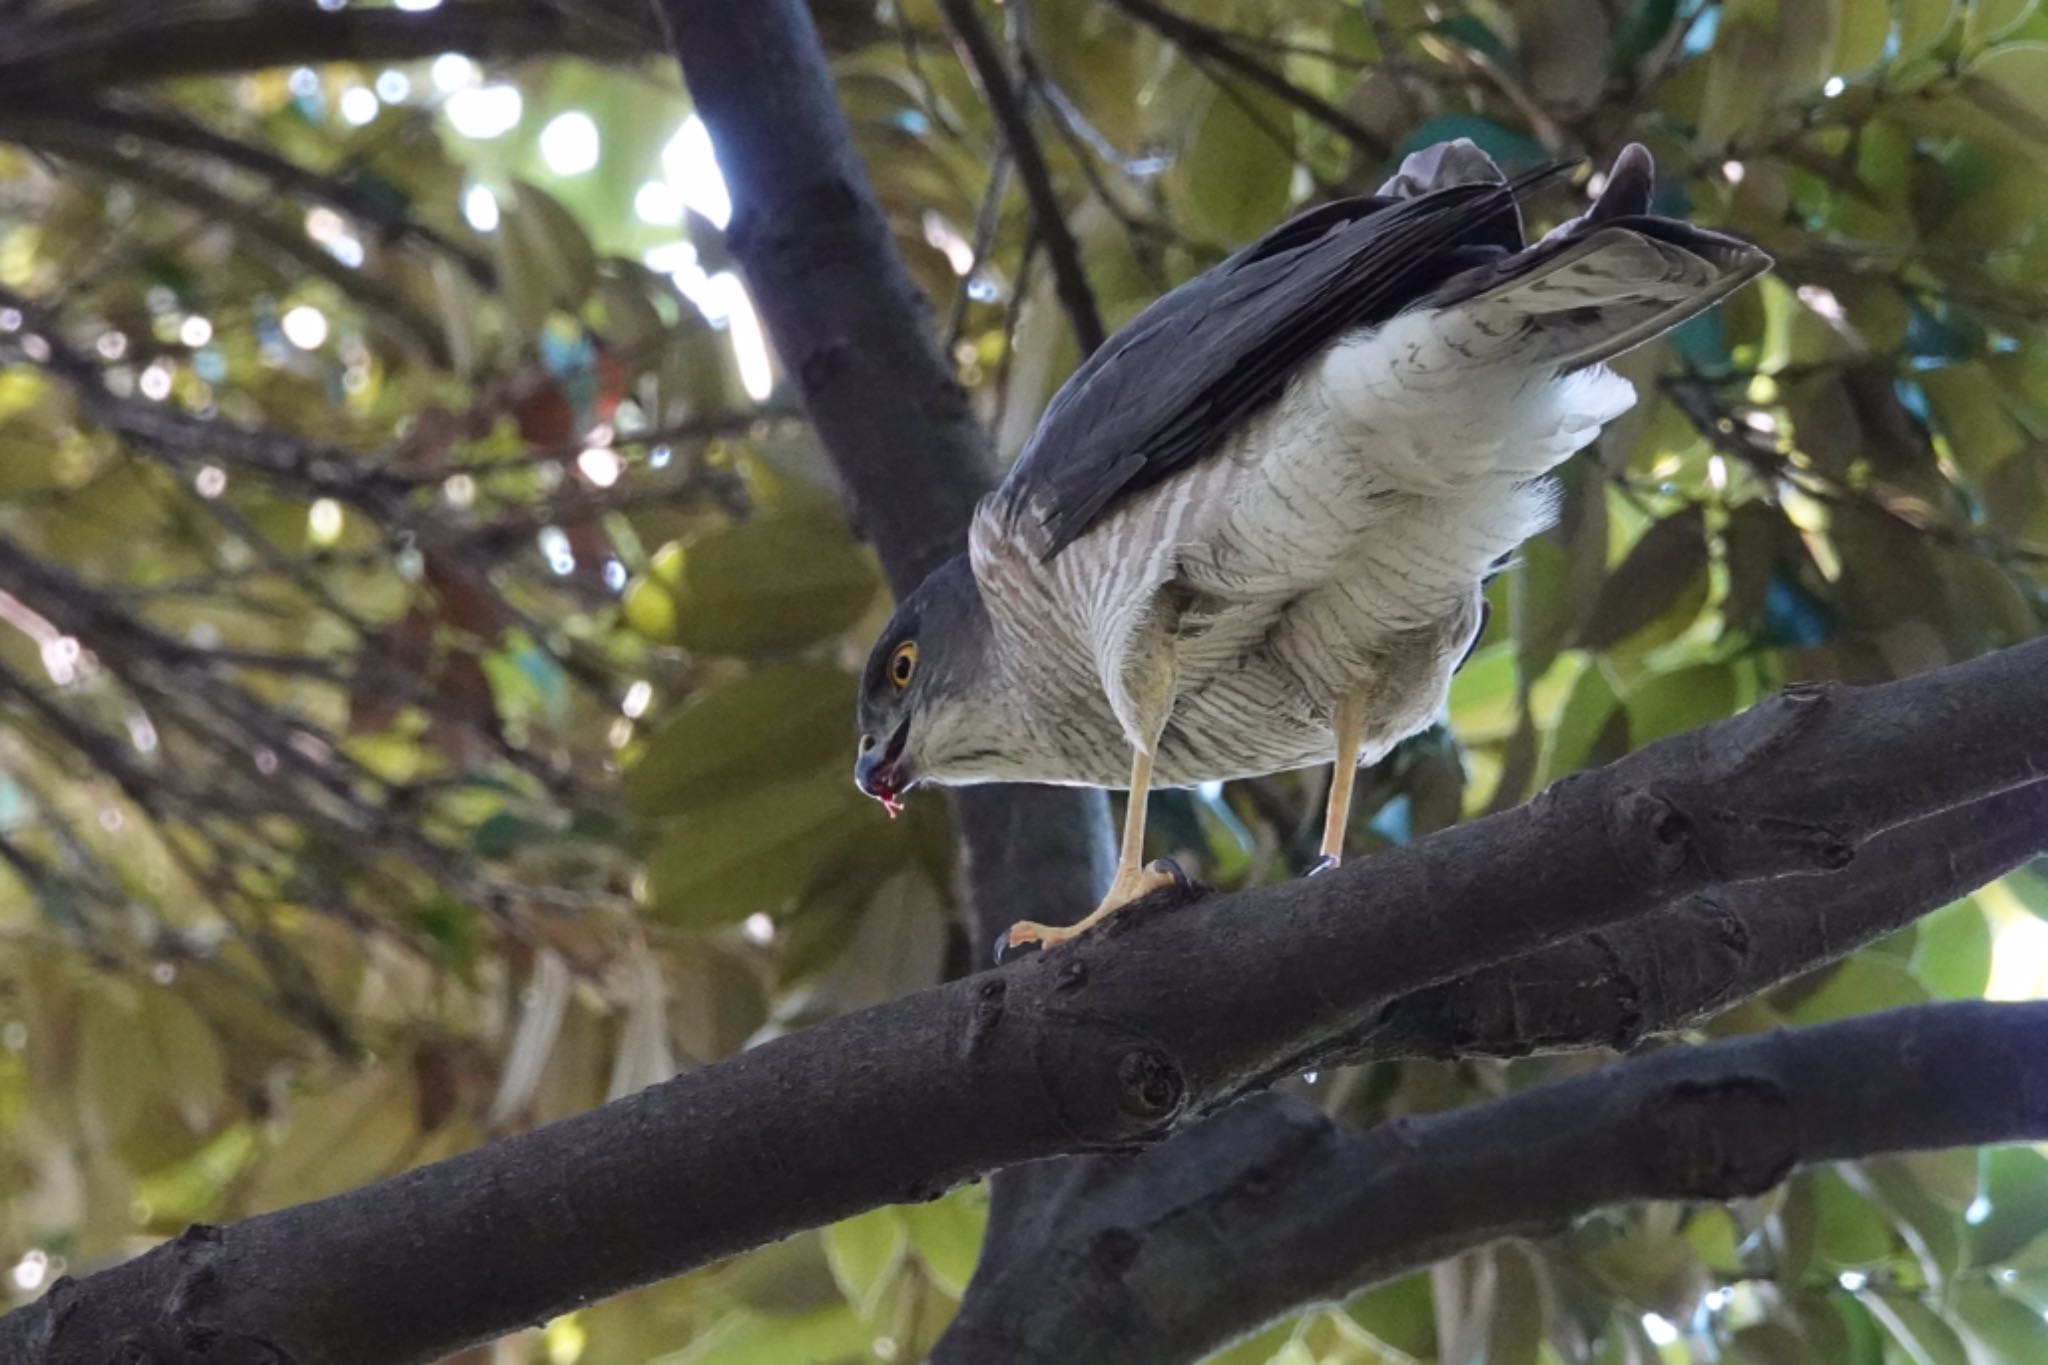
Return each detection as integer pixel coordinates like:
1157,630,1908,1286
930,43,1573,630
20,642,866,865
0,1,655,93
934,780,2048,1359
935,1001,2048,1364
5,636,2047,1362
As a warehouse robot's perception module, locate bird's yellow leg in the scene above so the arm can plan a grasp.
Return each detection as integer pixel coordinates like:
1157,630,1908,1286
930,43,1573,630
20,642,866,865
1003,748,1180,953
1314,690,1369,871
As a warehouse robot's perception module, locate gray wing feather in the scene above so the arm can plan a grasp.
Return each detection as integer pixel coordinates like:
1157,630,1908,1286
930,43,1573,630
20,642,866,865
990,174,1540,558
990,143,1760,560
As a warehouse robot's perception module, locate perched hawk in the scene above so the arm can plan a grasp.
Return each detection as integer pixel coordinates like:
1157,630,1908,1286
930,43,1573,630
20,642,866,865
853,141,1769,953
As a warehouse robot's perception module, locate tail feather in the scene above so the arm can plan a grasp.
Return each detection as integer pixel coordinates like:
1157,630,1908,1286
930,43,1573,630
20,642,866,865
1416,144,1771,371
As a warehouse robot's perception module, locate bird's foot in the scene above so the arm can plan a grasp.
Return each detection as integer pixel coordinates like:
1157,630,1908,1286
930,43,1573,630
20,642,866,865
997,859,1187,961
1304,854,1340,877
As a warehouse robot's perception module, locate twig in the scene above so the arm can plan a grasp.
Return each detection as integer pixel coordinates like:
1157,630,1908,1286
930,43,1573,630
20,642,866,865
1103,0,1391,160
939,0,1105,356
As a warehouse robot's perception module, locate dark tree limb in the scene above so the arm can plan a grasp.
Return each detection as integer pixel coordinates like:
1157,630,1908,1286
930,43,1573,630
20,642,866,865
0,0,654,93
938,0,1106,356
934,780,2048,1358
651,0,1112,956
651,7,1122,1361
6,635,2047,1362
1366,779,2048,1060
935,1000,2048,1364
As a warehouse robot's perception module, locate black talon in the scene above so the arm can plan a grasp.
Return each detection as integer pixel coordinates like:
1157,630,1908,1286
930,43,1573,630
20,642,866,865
1151,857,1190,891
993,934,1040,965
1304,854,1339,877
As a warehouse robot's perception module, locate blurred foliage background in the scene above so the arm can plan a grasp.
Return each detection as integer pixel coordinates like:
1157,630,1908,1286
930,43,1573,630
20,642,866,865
3,0,2048,1361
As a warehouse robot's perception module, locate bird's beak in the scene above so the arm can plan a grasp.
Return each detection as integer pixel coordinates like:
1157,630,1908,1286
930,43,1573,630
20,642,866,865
855,718,913,818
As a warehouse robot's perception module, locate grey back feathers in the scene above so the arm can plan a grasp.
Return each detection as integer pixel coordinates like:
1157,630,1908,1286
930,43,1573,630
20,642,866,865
987,140,1768,561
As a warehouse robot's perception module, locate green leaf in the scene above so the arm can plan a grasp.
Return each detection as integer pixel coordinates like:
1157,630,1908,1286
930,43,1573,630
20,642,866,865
657,514,881,657
1167,85,1295,243
1514,535,1576,687
1698,16,1780,152
1202,1319,1299,1365
1791,1290,1889,1365
644,767,872,928
623,665,855,819
1859,1288,1971,1365
823,1205,909,1317
1920,364,2025,479
1855,1157,1968,1288
77,986,151,1149
902,1187,987,1298
1970,1147,2048,1265
1836,0,1897,72
1685,1207,1744,1273
495,181,599,337
1965,43,2048,147
1782,955,1932,1026
1913,898,1994,1000
1966,0,2040,49
1898,0,1962,61
1486,1244,1545,1365
1579,506,1709,653
1346,1269,1437,1359
1954,1282,2048,1364
247,1064,417,1210
674,1304,870,1365
1540,656,1620,784
1730,1321,1813,1365
1624,664,1739,748
1814,1168,1899,1270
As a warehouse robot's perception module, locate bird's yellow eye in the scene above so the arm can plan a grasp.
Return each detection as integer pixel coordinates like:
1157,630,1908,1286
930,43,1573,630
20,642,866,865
889,641,918,690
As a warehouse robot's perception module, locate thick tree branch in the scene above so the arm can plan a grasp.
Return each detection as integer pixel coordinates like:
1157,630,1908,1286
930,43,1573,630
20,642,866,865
935,781,2048,1358
0,1,653,93
651,7,1121,1361
937,0,1106,356
937,1000,2048,1364
7,637,2047,1362
1365,779,2048,1060
652,0,1113,960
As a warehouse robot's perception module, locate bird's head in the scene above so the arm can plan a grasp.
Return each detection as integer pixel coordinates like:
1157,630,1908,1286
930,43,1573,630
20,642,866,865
854,554,995,816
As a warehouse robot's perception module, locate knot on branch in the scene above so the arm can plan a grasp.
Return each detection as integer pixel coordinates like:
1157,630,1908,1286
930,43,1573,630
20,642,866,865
1646,1075,1796,1199
1609,786,1699,887
958,977,1008,1062
1116,1047,1185,1126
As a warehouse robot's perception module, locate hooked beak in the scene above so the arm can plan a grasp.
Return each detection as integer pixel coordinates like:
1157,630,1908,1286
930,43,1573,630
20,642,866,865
855,718,913,818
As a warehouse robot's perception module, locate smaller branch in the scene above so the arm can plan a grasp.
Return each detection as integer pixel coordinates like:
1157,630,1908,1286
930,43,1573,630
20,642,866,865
6,128,451,366
0,0,652,93
939,0,1105,356
946,147,1013,349
1103,0,1391,161
937,1001,2048,1364
0,96,495,286
1364,779,2048,1060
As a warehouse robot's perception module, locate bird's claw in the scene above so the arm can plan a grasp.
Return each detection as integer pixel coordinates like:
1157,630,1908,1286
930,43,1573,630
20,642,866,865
1304,854,1340,877
994,859,1191,962
991,930,1041,964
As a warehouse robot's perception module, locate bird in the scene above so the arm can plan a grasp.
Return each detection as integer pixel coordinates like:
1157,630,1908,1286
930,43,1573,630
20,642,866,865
852,140,1769,955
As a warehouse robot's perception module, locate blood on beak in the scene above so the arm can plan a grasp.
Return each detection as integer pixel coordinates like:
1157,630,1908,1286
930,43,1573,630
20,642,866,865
855,720,912,818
